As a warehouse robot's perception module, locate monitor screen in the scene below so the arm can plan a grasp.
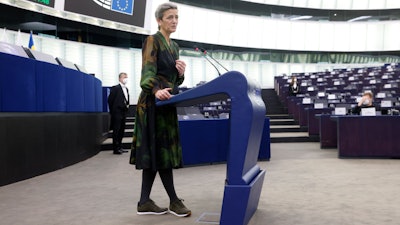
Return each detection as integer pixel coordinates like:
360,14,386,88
0,42,29,58
55,57,78,70
74,64,88,73
26,48,58,65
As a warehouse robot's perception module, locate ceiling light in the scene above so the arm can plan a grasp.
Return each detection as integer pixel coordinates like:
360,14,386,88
348,16,371,22
290,16,312,21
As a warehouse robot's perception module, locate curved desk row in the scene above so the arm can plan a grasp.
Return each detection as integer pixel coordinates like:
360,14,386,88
0,52,102,112
317,114,400,158
0,52,108,186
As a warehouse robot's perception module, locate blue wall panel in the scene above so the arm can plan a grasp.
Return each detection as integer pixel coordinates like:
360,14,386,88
65,70,85,112
0,51,103,112
94,78,103,112
36,61,67,111
83,75,95,112
0,53,36,112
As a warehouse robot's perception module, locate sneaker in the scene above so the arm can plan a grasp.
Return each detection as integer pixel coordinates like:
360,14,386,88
169,199,191,217
137,199,168,215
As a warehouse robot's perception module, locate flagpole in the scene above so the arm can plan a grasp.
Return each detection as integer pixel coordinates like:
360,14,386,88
29,30,36,50
0,27,7,42
16,29,21,46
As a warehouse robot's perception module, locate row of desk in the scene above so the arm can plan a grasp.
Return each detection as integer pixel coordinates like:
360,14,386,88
0,52,103,112
0,49,106,186
297,102,400,158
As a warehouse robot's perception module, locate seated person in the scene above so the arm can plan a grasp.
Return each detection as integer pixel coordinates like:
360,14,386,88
288,75,300,96
352,91,374,115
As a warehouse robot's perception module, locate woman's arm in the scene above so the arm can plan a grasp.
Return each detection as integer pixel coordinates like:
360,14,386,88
140,36,161,95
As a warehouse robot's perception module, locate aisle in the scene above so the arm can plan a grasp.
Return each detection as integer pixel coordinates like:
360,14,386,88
1,143,400,225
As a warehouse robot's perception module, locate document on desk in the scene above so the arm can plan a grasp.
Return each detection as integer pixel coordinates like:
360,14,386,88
361,107,376,116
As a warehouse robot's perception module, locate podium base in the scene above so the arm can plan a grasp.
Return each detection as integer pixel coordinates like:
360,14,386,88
220,170,266,225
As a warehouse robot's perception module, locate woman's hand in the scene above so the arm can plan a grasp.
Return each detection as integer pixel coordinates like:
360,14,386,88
175,60,186,77
155,88,172,100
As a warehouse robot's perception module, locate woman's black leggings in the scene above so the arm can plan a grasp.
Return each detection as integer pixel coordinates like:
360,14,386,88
139,168,178,205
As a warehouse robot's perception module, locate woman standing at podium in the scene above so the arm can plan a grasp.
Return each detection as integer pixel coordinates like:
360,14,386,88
130,2,191,217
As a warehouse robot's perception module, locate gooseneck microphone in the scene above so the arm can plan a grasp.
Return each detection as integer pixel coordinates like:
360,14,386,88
194,46,229,76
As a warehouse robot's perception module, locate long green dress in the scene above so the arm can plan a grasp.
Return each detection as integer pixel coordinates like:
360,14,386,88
130,31,184,171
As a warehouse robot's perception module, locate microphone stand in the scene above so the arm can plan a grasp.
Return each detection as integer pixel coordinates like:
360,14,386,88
195,47,222,76
201,48,229,73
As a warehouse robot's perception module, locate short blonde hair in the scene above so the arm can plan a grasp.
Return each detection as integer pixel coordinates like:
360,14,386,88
118,72,127,79
363,91,373,99
155,2,178,20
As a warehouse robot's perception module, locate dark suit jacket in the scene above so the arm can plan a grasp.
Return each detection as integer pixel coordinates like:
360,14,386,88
108,84,129,114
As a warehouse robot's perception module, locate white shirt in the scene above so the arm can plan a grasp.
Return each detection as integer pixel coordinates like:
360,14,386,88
119,82,128,102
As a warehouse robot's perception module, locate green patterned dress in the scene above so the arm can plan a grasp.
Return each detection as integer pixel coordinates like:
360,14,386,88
130,31,184,170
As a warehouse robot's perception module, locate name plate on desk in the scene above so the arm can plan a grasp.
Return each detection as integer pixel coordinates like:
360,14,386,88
302,98,312,104
376,93,386,98
361,107,376,116
381,100,392,108
328,94,336,100
334,107,347,115
314,103,324,109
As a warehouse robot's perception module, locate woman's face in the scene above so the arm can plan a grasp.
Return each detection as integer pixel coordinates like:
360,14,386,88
363,94,372,105
157,9,178,35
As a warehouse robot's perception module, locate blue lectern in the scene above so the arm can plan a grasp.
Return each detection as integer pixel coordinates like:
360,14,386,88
157,71,266,225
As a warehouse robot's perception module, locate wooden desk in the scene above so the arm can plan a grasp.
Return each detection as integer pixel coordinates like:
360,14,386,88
335,116,400,158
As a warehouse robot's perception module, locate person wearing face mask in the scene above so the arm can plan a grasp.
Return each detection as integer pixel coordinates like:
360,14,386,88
352,91,374,115
289,75,300,96
108,72,130,155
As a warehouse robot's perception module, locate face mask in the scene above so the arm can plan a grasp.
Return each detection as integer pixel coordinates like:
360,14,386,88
122,78,128,84
363,99,370,105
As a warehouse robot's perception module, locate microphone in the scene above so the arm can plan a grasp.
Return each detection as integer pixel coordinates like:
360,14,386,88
199,47,229,73
194,46,229,76
195,46,221,76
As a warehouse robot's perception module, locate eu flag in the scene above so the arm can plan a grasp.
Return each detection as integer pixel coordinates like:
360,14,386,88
111,0,134,15
28,31,35,50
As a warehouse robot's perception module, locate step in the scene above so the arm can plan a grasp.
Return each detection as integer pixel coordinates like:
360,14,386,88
126,118,135,122
270,132,319,143
270,132,309,138
270,136,319,143
269,119,297,126
270,125,308,133
106,129,133,138
101,137,133,151
267,114,293,120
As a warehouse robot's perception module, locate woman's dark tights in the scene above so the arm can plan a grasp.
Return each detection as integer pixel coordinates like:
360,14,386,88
139,168,178,205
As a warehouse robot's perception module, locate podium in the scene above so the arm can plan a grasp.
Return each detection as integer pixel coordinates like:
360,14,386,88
157,71,266,225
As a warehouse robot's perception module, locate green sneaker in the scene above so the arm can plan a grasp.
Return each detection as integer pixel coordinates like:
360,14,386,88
169,199,191,217
137,199,168,215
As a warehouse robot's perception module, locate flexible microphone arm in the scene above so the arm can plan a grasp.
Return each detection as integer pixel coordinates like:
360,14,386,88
195,47,221,76
197,47,229,73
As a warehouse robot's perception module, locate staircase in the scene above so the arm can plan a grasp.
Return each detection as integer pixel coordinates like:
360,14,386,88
101,116,134,151
262,89,319,143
